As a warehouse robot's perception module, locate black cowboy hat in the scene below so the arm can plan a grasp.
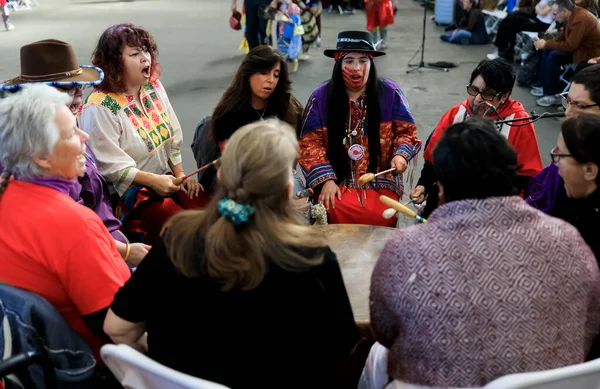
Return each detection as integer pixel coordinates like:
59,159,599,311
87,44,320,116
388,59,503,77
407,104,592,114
324,31,386,58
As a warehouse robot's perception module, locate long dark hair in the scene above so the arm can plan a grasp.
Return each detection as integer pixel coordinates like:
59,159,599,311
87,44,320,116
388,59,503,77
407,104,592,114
211,46,301,139
326,59,382,181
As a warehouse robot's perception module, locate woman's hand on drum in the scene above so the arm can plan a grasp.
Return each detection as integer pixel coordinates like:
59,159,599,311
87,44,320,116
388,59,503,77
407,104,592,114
180,178,204,199
150,174,181,197
391,155,408,174
410,185,426,204
320,180,341,210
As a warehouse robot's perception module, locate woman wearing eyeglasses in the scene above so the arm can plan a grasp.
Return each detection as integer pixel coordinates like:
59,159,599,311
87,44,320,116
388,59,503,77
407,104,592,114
528,65,600,217
546,114,600,260
1,39,151,267
410,59,543,217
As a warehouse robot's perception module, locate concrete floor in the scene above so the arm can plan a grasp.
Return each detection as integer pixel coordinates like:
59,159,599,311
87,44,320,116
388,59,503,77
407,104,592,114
0,0,561,175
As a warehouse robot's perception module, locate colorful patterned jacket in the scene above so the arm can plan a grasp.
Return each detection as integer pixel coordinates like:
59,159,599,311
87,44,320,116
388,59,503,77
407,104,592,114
298,78,421,198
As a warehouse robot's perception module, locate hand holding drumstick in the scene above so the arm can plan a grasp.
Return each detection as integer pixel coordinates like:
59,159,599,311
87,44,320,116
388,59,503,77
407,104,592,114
358,167,396,185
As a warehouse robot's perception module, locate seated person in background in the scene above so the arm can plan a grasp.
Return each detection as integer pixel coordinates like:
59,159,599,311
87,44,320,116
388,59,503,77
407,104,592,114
0,39,150,267
80,24,205,245
487,0,554,61
104,119,359,389
371,119,600,388
0,85,131,358
528,64,600,214
544,114,600,260
441,0,489,45
533,0,600,106
411,59,543,217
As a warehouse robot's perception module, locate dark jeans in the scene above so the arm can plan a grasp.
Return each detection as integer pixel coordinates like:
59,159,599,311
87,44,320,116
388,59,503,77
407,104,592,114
244,0,271,50
539,49,573,96
494,12,549,56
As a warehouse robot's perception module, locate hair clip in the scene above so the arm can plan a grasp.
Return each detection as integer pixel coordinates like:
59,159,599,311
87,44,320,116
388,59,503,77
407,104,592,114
218,197,256,226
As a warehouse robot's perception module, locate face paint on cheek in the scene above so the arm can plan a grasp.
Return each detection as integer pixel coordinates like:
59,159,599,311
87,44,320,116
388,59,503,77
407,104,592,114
342,66,366,89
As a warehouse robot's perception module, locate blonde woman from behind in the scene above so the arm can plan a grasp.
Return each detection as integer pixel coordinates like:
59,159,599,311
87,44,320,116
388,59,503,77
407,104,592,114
104,119,360,389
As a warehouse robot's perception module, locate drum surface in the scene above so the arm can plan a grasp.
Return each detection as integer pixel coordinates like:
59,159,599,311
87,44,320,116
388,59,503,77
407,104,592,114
314,224,397,321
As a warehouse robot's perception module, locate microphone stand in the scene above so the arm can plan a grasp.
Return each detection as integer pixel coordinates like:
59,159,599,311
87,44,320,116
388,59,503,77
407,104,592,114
407,0,450,74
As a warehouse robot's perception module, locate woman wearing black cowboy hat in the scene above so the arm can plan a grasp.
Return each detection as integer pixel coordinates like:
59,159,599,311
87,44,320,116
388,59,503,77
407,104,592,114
298,30,422,227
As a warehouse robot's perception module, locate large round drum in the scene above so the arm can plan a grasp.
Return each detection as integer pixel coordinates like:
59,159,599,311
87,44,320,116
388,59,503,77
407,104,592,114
313,224,397,322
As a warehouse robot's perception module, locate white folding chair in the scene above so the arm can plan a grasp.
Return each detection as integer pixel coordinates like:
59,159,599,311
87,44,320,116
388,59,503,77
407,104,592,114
358,342,389,389
514,31,536,58
484,358,600,389
559,63,577,93
483,8,507,38
101,344,231,389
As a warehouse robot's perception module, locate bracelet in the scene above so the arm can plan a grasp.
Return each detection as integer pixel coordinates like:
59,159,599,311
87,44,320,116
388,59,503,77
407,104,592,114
173,169,185,175
124,243,131,260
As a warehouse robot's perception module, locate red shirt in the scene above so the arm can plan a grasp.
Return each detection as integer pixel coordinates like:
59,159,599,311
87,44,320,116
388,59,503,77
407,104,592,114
424,98,543,177
0,181,130,355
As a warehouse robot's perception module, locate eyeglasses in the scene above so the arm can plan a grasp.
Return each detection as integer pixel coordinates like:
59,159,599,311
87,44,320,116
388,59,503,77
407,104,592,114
466,84,502,101
55,85,85,97
560,92,599,110
550,146,572,164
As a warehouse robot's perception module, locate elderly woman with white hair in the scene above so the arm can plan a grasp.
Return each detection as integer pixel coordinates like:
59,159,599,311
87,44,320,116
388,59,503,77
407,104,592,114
0,84,131,358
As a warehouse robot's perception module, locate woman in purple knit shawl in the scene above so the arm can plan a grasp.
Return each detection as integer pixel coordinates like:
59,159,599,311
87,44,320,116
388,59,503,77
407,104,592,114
370,119,600,388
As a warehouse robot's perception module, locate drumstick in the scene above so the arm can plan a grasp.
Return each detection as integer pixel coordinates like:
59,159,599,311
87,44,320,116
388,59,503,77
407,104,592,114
172,159,219,185
383,208,397,219
380,195,428,223
404,199,416,207
382,200,416,219
358,167,395,185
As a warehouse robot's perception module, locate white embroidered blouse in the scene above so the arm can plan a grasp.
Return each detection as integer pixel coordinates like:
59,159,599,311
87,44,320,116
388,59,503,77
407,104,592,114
79,80,183,196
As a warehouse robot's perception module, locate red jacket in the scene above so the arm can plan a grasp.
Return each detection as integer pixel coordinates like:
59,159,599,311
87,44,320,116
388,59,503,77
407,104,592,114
425,98,543,177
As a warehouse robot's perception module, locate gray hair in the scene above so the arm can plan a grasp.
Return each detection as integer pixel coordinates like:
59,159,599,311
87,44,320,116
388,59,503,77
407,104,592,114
0,84,71,181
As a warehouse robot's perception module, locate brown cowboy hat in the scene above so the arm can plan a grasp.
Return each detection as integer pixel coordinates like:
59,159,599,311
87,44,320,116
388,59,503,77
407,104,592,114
0,39,104,91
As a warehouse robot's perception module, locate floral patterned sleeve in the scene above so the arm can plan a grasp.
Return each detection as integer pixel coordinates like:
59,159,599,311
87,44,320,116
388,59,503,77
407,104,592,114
154,80,183,167
298,92,337,188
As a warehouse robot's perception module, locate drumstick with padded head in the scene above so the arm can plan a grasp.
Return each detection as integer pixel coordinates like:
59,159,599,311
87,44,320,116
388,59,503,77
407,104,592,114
380,195,427,223
382,200,416,219
358,168,396,185
383,208,397,219
172,159,219,185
